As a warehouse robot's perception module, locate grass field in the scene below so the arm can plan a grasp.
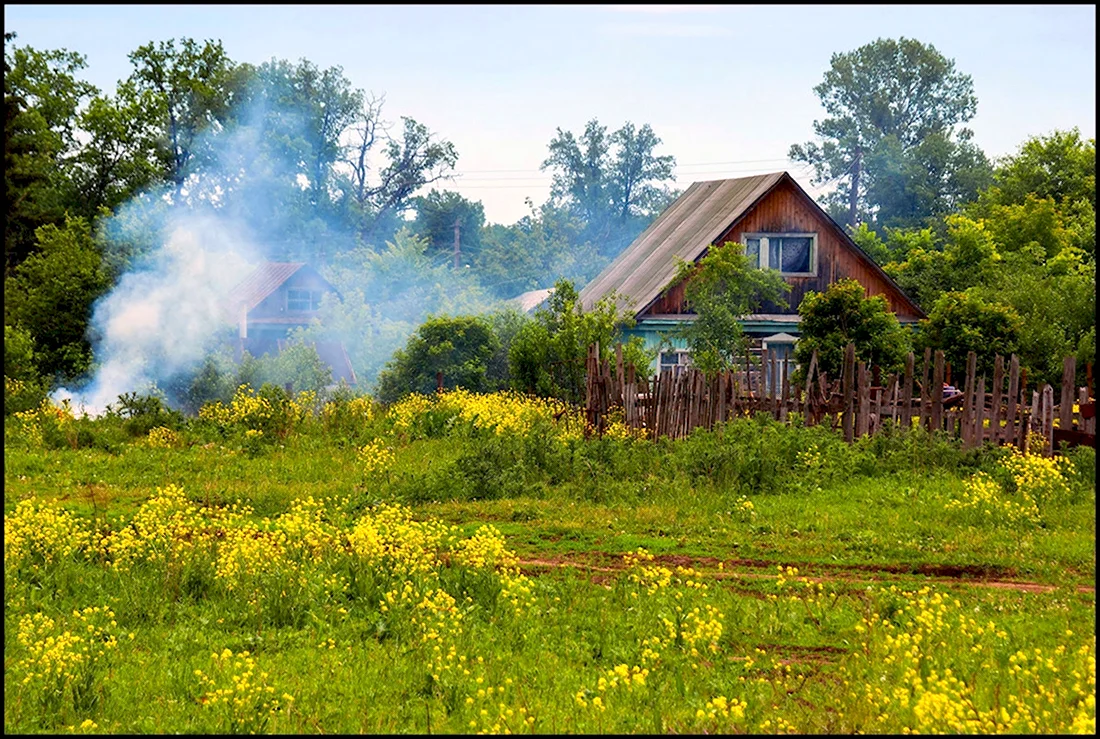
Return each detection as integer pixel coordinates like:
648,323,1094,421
4,388,1096,733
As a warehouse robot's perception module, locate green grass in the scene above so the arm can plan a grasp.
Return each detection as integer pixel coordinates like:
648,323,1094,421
4,411,1096,733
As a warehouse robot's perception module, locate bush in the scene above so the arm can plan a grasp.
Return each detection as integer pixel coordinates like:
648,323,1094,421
106,392,185,438
793,279,911,383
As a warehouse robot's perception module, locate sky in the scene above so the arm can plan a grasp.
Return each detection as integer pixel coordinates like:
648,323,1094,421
5,4,1096,225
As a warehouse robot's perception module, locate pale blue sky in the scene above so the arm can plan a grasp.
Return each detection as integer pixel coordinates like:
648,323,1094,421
6,4,1096,225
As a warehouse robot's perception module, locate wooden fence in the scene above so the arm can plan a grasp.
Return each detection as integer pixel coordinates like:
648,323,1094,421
584,343,1096,455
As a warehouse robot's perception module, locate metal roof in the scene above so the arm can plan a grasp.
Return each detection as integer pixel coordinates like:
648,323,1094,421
578,173,785,314
509,287,555,314
228,262,309,312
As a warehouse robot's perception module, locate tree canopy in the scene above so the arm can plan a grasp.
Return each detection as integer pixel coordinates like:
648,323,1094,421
672,242,790,375
790,37,988,230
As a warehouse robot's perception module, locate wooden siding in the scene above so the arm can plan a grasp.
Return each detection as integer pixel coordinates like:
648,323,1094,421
641,179,923,320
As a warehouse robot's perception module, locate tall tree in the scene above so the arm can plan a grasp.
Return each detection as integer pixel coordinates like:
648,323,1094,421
343,113,458,245
4,216,111,382
541,119,675,259
789,37,980,229
125,38,246,196
4,34,98,274
67,80,164,219
411,189,485,267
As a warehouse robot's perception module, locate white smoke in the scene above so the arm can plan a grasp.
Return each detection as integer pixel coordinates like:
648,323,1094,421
52,215,258,416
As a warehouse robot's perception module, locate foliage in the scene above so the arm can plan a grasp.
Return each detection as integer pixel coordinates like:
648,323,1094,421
981,128,1096,217
474,200,603,298
847,223,890,265
542,118,676,260
507,279,649,404
4,323,47,414
375,315,501,404
671,241,790,374
789,37,983,228
4,216,111,383
106,391,185,438
862,129,993,231
124,38,245,193
411,189,485,266
793,279,910,382
4,34,99,274
914,291,1022,381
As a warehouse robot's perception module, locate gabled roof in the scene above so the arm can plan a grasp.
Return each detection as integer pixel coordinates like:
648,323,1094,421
578,171,925,319
227,262,337,314
578,173,785,314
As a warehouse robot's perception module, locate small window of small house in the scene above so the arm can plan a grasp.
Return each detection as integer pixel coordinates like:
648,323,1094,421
658,350,691,376
287,289,323,312
743,233,816,276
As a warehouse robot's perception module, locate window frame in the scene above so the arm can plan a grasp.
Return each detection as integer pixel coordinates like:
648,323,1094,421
286,288,323,312
658,349,692,376
741,232,818,276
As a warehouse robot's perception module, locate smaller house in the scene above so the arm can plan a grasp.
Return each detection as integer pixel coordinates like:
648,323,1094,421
227,262,357,386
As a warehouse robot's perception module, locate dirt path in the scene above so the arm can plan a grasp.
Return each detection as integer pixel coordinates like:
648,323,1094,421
517,551,1095,595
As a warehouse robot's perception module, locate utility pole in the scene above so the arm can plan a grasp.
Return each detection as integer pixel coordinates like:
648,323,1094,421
453,217,461,270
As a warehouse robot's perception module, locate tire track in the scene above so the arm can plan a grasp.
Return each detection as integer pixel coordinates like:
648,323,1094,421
516,552,1095,595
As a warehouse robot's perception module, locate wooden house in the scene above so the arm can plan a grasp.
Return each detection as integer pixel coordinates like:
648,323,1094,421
577,171,925,375
227,262,357,386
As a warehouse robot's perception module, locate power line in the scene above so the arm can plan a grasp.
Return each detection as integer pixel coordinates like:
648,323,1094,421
444,156,798,177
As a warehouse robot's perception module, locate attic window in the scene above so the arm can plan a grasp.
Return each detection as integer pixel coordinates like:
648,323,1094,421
743,233,817,276
287,289,323,312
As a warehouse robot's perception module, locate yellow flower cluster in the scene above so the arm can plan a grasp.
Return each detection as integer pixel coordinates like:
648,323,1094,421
454,525,519,571
101,484,237,572
733,495,756,522
5,500,92,574
944,471,1040,526
465,680,534,734
1002,447,1074,510
321,395,375,432
194,648,290,733
198,384,314,437
386,393,436,438
697,694,747,721
797,444,824,470
12,397,76,447
347,504,455,576
14,607,119,710
278,496,340,564
439,388,583,438
385,388,589,441
145,425,181,448
357,439,395,477
841,585,1095,734
946,447,1075,526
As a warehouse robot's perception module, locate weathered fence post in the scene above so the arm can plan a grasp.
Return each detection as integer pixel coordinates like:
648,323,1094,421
919,348,932,431
961,351,977,448
1060,356,1076,433
843,344,856,442
931,351,945,434
974,375,987,446
1006,355,1020,447
1041,384,1055,456
857,361,871,438
901,352,914,431
991,355,1004,447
